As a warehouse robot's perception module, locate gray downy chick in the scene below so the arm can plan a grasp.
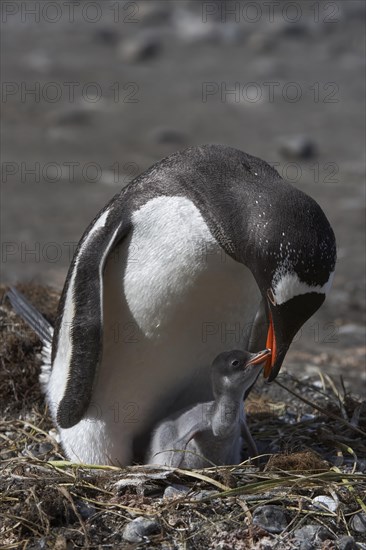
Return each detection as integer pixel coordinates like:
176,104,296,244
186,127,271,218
146,349,271,468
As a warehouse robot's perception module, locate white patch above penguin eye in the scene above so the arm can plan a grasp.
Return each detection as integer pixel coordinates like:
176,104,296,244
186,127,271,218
272,271,334,305
267,288,276,305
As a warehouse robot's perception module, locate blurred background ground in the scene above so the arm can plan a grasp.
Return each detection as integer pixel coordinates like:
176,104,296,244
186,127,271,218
0,2,365,548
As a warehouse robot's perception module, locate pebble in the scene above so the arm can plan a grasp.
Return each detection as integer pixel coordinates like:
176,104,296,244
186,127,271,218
118,35,161,63
0,450,17,460
338,323,365,336
173,9,219,44
75,500,96,520
350,512,366,533
339,324,365,335
312,494,339,513
294,524,333,549
280,22,311,38
28,538,48,550
94,28,119,46
122,517,160,543
191,489,217,501
252,505,288,534
163,484,190,499
53,535,68,550
22,442,53,458
278,135,317,160
49,109,92,127
247,32,276,54
337,324,365,347
300,413,316,422
337,535,359,550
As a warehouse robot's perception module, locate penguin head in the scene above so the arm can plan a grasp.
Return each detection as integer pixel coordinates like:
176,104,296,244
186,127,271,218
202,146,337,382
242,183,336,382
211,349,271,396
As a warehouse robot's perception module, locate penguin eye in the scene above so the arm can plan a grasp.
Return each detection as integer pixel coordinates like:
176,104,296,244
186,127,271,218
267,288,276,305
231,359,240,367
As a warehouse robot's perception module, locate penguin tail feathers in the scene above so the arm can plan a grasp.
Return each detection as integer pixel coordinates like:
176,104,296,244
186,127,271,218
6,287,54,346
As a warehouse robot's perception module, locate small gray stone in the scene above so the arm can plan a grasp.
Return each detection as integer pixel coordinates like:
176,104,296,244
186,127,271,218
350,512,366,533
172,9,219,44
50,109,92,127
118,35,161,63
163,484,190,499
122,516,160,543
191,489,216,501
337,535,359,550
248,32,276,53
280,22,311,38
294,524,333,547
252,505,288,534
0,450,16,460
22,442,53,458
75,500,96,520
278,136,317,160
94,28,119,46
38,442,53,454
28,538,48,550
312,494,339,513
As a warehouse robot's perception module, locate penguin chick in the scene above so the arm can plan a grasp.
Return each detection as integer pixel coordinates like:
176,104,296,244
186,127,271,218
146,348,270,468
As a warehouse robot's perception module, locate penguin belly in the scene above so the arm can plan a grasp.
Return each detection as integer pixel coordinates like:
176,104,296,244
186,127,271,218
56,196,260,465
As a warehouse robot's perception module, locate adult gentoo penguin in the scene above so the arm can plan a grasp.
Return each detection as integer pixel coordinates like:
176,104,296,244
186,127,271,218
147,348,271,468
8,145,336,465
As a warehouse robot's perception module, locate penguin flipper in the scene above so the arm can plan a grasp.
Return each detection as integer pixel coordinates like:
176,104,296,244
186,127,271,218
168,424,202,467
6,287,53,345
53,197,131,429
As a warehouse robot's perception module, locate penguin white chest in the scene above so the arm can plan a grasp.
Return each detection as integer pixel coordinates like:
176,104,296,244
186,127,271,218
124,196,238,336
102,196,260,405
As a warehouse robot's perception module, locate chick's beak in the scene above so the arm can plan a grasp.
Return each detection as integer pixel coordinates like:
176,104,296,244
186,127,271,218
247,348,272,366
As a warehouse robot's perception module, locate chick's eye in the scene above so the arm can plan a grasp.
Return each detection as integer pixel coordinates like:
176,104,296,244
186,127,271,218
231,359,239,367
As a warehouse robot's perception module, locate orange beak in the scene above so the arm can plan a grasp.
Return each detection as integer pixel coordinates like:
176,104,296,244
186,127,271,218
247,348,272,366
264,308,277,378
